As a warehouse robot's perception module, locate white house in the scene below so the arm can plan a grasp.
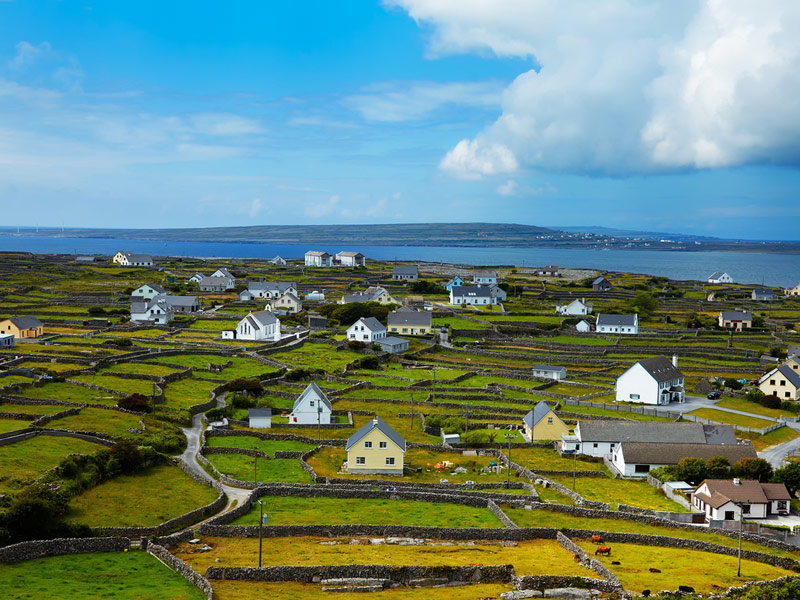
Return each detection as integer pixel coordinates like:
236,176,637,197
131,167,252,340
596,313,638,335
335,251,366,267
248,408,272,429
532,364,567,381
450,285,495,306
392,265,418,281
164,295,201,313
556,299,592,316
270,256,287,266
242,281,298,300
113,251,154,267
693,479,791,521
340,286,394,305
473,271,497,285
223,310,281,342
131,283,167,300
289,382,332,425
0,333,15,349
347,317,386,343
576,319,592,333
130,296,174,325
561,421,733,458
189,272,204,283
611,443,757,478
708,272,734,284
616,355,684,405
305,251,333,267
488,284,507,302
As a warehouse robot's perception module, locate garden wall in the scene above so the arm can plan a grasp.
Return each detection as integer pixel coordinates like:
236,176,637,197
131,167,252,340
0,537,130,564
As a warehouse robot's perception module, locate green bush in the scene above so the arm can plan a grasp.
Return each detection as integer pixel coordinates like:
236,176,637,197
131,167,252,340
118,392,152,413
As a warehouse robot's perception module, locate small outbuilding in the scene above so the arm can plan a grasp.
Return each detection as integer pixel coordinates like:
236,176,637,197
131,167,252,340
248,408,272,429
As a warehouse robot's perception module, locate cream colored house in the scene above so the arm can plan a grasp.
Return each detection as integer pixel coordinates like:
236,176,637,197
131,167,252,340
759,364,800,401
785,283,800,296
0,316,44,339
523,401,569,441
387,308,432,335
345,416,406,475
271,292,303,314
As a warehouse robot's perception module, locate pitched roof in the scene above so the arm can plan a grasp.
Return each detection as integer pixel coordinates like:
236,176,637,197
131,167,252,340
760,364,800,388
346,415,406,452
354,317,385,332
533,364,565,373
198,276,228,288
135,283,166,294
248,310,278,328
387,310,432,327
762,483,792,500
593,277,610,285
213,268,234,279
248,281,296,292
126,253,153,262
164,295,199,307
636,356,683,382
293,382,332,412
577,421,707,444
305,250,331,257
617,442,757,465
248,408,272,418
597,313,637,327
523,400,556,429
720,310,753,321
6,316,43,329
695,480,789,508
392,265,418,275
708,271,729,279
452,285,492,298
702,424,738,445
474,271,496,278
336,251,364,257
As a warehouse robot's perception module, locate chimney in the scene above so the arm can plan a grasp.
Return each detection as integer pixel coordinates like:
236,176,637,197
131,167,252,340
672,355,678,368
733,478,741,486
373,417,378,426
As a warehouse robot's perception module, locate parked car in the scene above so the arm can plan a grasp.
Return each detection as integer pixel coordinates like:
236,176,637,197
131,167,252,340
707,391,721,399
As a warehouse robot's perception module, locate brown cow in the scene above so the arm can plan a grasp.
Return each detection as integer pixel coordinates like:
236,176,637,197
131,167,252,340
595,546,611,556
649,567,661,573
573,553,581,562
591,535,604,545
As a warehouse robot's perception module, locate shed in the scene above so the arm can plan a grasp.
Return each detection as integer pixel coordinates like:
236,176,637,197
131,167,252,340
248,408,272,429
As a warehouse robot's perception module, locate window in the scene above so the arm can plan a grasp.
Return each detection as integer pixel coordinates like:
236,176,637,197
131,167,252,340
742,505,751,514
778,501,788,510
630,394,640,400
547,417,553,424
780,380,786,386
379,441,387,449
593,443,599,448
724,510,735,520
635,464,650,473
356,457,365,465
770,379,776,385
364,441,372,448
385,457,395,466
786,392,791,398
309,401,315,407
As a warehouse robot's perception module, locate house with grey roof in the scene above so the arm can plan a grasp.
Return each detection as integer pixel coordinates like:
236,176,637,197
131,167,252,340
270,255,287,266
532,364,567,381
752,288,776,302
523,401,569,441
131,283,167,300
223,310,281,342
164,295,201,313
759,363,800,401
241,281,298,301
130,297,174,325
289,382,332,425
392,265,418,281
473,271,497,285
335,251,366,267
387,308,432,335
718,310,753,331
0,316,44,339
377,336,409,354
592,277,612,291
305,250,333,267
596,313,638,334
346,317,386,343
616,355,684,404
346,416,406,475
114,251,154,267
561,420,733,458
708,272,734,284
340,286,394,305
450,285,496,306
612,442,757,478
248,408,272,429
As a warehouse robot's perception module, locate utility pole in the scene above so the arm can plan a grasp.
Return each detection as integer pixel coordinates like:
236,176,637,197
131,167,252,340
317,401,321,441
258,501,267,568
573,452,577,492
431,366,436,403
410,392,414,430
254,456,258,483
737,503,743,577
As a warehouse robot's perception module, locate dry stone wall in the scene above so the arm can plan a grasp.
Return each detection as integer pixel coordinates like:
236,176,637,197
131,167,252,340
0,537,130,564
147,543,214,600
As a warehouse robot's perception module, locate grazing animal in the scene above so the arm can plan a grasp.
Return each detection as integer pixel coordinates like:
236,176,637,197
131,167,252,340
595,546,611,556
611,561,620,565
678,586,695,593
649,567,661,573
591,535,604,545
573,553,581,563
642,590,650,598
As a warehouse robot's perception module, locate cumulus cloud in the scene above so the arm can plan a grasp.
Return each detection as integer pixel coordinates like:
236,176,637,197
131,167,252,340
496,180,518,196
390,0,800,176
344,80,503,122
439,138,517,179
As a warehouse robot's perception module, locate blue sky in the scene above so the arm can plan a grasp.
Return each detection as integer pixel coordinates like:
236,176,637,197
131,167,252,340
1,1,798,240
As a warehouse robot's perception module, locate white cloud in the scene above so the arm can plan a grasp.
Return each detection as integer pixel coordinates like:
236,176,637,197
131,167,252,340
439,138,517,179
305,194,341,218
391,0,800,175
365,197,388,217
248,198,262,217
191,113,265,136
8,41,52,69
496,180,518,196
344,80,503,122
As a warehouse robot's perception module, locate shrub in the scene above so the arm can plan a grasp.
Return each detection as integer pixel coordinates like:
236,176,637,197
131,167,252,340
231,392,256,409
284,367,324,382
103,338,133,347
732,457,773,482
347,340,367,350
118,392,152,413
227,378,263,395
357,356,381,370
724,378,744,390
87,306,106,316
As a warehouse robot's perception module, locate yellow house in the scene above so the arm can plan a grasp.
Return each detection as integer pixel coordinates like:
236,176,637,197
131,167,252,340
112,251,128,265
0,316,44,339
387,308,432,335
523,401,569,441
271,292,303,314
346,416,406,475
785,283,800,296
759,364,800,401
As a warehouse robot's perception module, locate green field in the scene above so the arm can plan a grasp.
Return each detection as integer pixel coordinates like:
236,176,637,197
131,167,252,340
547,474,686,512
686,408,775,429
0,551,205,600
231,495,502,528
66,464,218,527
206,436,316,453
47,407,144,438
205,454,314,484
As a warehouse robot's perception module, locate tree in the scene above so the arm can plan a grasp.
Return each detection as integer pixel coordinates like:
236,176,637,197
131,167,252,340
772,462,800,496
227,378,263,396
724,378,743,391
623,291,658,318
732,457,773,483
118,393,152,413
705,456,731,479
674,457,706,484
